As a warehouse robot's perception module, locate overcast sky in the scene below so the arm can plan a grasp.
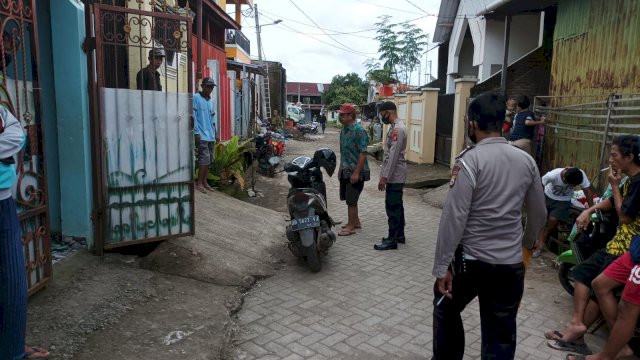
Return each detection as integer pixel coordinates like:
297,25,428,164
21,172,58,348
228,0,441,85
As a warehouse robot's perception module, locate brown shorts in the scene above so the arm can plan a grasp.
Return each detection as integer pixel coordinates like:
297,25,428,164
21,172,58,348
340,179,364,206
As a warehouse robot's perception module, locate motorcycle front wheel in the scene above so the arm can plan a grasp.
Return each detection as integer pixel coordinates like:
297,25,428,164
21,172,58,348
558,262,575,296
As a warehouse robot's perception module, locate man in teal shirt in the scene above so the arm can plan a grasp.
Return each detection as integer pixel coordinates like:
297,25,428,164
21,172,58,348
337,103,370,236
193,77,217,193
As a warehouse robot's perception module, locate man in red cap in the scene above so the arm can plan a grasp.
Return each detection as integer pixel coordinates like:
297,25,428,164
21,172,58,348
337,103,370,236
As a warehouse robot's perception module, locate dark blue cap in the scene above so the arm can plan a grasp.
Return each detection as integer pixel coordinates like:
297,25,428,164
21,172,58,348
467,92,506,131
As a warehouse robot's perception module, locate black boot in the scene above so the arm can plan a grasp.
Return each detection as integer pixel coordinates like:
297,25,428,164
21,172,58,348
374,238,398,250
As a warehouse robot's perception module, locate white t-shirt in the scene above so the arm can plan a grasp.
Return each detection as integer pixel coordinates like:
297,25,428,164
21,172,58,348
542,167,591,201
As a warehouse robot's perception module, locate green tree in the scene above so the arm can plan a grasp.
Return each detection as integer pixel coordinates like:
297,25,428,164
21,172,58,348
322,72,368,110
374,15,400,78
398,24,429,85
365,16,429,87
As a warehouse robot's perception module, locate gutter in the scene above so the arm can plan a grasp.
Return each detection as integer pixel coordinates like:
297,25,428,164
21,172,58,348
477,0,513,16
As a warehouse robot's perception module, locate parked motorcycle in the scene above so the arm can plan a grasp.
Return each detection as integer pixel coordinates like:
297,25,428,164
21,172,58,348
296,120,319,135
255,131,284,177
284,148,337,272
556,204,618,296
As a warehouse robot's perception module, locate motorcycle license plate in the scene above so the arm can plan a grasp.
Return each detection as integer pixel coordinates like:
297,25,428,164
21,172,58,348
290,215,320,231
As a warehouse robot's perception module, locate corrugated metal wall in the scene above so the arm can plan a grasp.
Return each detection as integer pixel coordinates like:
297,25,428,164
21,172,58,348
550,0,640,96
542,0,640,189
192,37,232,141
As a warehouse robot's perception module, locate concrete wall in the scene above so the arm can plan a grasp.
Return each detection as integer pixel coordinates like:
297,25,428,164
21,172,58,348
50,1,93,244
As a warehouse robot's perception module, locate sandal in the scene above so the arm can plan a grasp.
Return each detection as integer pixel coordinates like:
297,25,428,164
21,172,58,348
547,339,592,355
195,185,207,194
544,330,564,341
341,224,361,229
24,346,50,359
338,229,356,236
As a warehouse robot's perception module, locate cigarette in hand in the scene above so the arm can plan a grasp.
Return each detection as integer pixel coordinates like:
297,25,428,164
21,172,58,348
436,290,449,306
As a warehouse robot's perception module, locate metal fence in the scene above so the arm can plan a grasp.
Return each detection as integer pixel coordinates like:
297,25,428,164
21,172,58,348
535,94,640,190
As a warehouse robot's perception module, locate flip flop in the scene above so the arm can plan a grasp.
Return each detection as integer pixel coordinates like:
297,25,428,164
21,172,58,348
195,185,207,194
24,346,50,359
341,224,361,229
338,229,356,236
565,354,585,360
547,339,592,355
544,330,564,341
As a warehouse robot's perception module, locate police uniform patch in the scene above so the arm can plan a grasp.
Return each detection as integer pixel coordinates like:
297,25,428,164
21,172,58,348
450,165,460,188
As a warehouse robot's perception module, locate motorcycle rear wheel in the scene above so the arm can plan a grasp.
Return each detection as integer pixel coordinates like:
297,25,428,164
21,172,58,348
558,262,575,296
306,243,322,273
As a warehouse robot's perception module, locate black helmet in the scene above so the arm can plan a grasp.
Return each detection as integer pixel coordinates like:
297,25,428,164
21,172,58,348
313,148,336,177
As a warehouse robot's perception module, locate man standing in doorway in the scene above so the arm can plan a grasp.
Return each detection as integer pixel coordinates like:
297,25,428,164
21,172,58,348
337,103,370,236
136,47,165,91
432,92,547,360
374,101,407,250
193,77,217,194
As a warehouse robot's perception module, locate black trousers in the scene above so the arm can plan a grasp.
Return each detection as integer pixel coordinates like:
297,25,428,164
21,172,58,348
385,183,405,240
432,260,525,360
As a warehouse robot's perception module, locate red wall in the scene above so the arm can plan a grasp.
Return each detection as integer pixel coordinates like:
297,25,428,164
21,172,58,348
192,37,232,141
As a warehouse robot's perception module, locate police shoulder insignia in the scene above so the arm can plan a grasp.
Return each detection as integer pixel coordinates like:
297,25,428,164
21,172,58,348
455,145,475,159
450,165,460,188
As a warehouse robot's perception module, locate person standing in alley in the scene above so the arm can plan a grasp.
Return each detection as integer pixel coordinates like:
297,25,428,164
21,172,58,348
136,47,165,91
374,101,407,250
319,110,327,134
337,103,370,236
193,77,217,194
269,109,282,131
432,92,547,360
1,107,50,359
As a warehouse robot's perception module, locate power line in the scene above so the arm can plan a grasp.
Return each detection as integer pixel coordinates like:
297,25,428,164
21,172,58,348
353,0,419,14
258,13,378,59
404,0,432,15
288,0,381,56
258,11,375,39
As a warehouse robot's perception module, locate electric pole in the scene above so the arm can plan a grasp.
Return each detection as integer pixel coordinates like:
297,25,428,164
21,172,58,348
254,3,263,61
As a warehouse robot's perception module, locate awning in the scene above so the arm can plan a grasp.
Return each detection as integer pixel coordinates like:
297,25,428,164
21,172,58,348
226,60,266,76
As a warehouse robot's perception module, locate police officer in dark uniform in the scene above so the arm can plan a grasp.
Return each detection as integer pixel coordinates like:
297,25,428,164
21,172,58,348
136,47,165,91
432,92,547,360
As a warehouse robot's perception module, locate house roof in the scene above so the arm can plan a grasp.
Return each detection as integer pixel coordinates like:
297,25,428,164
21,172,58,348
433,0,461,43
286,82,331,97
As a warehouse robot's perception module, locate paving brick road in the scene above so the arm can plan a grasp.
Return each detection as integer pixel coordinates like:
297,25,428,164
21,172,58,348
232,128,611,360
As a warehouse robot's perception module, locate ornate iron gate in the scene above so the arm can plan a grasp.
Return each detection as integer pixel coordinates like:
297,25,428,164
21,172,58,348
85,2,194,252
0,1,51,295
